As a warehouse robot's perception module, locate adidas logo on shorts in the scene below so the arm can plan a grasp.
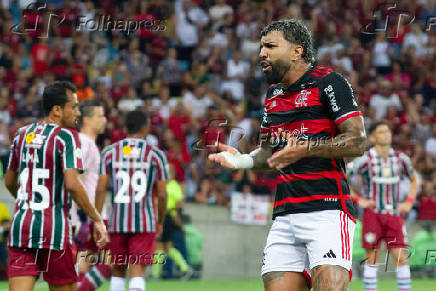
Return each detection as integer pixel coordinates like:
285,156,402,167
323,249,336,259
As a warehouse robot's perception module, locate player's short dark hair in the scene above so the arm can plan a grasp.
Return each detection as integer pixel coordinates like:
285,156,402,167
78,100,102,127
260,19,315,64
125,110,148,134
369,120,391,135
42,81,76,116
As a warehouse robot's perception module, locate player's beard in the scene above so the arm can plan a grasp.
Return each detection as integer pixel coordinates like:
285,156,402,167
263,58,291,84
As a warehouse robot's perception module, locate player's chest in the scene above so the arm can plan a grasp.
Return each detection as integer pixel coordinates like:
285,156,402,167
265,87,322,114
369,157,401,180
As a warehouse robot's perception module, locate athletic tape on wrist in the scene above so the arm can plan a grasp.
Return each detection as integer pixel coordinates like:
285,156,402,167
218,151,254,169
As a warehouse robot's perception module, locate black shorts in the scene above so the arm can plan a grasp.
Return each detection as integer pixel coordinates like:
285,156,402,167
158,214,175,243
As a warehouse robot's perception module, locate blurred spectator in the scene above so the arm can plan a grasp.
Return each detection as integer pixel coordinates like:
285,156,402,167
372,32,392,75
209,0,233,22
417,181,436,220
118,87,145,112
221,51,249,101
403,24,429,57
0,121,9,174
175,0,199,65
125,49,149,89
31,38,50,76
369,80,402,120
424,125,436,157
158,48,182,97
152,86,178,120
182,84,212,119
16,91,40,120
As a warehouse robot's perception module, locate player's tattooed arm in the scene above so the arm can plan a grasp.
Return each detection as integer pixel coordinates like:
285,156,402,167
267,116,366,169
251,132,274,171
306,115,367,158
4,170,18,198
311,265,349,291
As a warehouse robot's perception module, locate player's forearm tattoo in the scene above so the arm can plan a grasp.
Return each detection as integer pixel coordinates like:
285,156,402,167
306,116,367,158
312,265,349,291
251,132,274,171
262,271,286,285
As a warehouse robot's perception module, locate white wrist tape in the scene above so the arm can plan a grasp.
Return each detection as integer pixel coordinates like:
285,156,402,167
217,151,254,169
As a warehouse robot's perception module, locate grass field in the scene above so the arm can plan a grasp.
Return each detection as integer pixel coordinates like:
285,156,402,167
1,278,435,290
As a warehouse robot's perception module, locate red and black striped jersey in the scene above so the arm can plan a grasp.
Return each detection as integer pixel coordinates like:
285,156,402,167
7,122,83,250
261,66,361,221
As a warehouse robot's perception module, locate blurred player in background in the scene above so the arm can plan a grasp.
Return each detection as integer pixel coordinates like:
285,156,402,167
95,110,168,291
152,165,192,280
4,81,108,291
348,120,418,291
209,19,366,291
69,100,110,291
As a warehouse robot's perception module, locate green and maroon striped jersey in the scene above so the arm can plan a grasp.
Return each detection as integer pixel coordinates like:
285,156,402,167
7,122,84,250
100,138,169,233
348,147,415,215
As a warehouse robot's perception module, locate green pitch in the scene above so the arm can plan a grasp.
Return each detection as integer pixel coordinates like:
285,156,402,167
1,279,435,290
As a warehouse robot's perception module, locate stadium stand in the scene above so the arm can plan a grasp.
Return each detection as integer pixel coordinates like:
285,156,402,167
0,0,435,282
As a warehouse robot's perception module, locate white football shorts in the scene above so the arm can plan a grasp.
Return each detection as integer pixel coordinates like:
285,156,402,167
261,210,355,277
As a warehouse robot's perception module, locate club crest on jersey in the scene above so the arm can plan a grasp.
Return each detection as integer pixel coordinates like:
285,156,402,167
122,145,131,156
25,133,46,149
295,90,310,108
272,88,284,97
122,146,140,158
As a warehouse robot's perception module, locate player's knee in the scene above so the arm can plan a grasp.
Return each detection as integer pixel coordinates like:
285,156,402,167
312,265,349,291
262,271,309,291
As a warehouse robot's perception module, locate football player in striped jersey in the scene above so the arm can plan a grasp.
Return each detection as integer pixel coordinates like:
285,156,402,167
348,120,418,291
4,81,108,291
95,110,168,291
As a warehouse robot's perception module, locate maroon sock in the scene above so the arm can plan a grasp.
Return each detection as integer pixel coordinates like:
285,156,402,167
78,276,94,291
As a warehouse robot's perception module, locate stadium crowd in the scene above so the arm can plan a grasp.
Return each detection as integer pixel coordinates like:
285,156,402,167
0,0,435,219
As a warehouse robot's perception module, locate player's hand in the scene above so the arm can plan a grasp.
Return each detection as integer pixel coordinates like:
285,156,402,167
93,220,109,248
398,201,413,215
208,143,239,169
358,198,376,209
267,128,306,169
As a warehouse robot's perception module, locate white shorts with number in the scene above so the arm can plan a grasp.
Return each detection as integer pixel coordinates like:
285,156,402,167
261,210,355,277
